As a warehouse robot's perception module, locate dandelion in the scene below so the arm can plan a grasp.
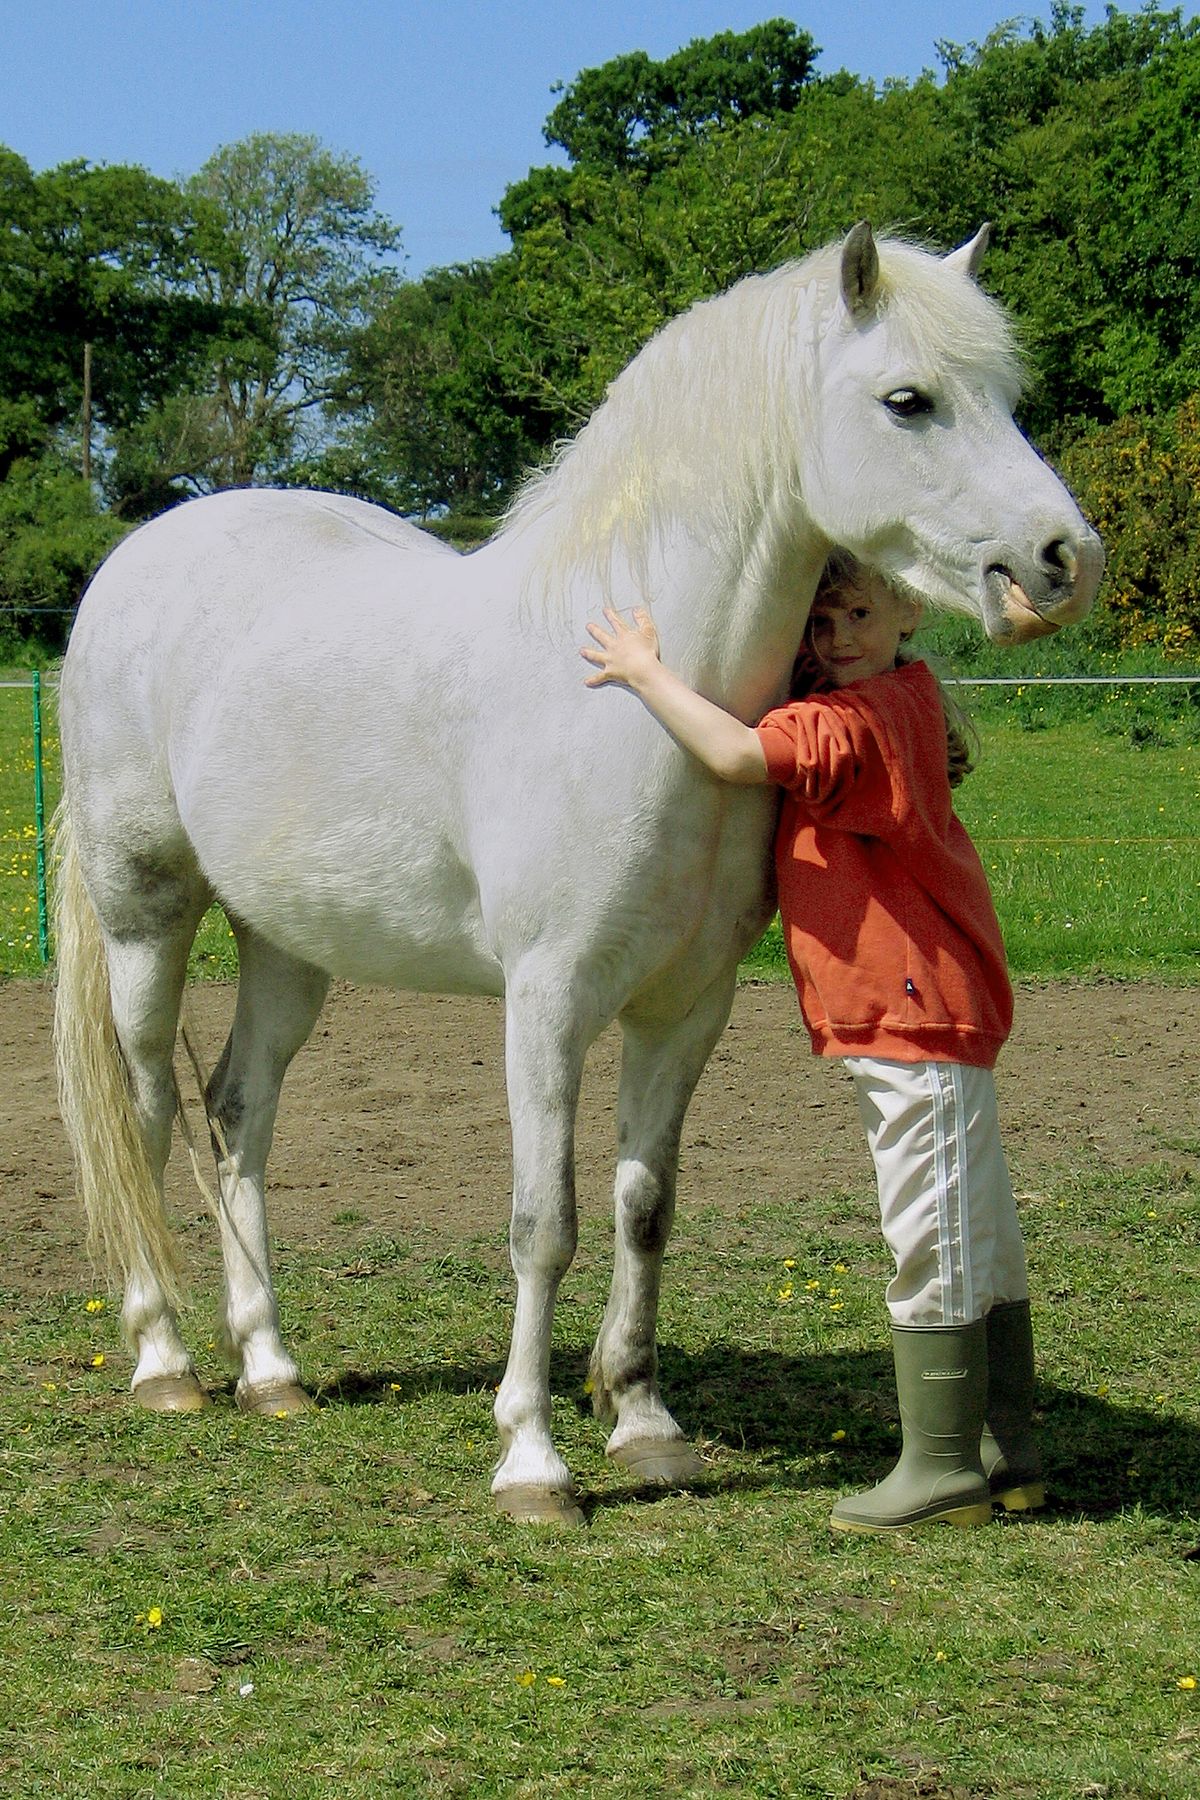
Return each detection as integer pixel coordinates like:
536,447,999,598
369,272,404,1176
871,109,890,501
1179,1676,1196,1691
137,1606,164,1631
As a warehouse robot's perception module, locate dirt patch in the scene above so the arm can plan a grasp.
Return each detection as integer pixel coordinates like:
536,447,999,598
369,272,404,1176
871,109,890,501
2,975,1196,1301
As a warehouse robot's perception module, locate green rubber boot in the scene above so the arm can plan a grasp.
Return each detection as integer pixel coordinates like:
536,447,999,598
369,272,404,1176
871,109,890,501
980,1299,1045,1512
830,1320,992,1534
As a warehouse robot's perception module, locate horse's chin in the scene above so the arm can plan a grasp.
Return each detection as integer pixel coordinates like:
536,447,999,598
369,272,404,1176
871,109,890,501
982,573,1064,645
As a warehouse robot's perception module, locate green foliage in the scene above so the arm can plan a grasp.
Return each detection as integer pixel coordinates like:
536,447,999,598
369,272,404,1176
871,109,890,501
328,260,541,516
178,133,402,490
542,18,818,172
1058,397,1200,656
0,457,126,652
4,12,1200,658
0,145,224,480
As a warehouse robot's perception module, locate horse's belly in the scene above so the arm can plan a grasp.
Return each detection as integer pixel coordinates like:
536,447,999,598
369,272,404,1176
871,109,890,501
223,869,504,995
185,790,505,996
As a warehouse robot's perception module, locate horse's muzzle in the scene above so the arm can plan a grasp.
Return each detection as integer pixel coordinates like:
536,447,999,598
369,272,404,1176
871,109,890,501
982,531,1104,645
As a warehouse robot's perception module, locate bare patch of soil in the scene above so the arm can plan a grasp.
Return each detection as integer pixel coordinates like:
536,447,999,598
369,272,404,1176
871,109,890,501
2,975,1196,1301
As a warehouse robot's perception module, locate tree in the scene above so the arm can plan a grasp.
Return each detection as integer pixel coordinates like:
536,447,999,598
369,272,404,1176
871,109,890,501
176,132,401,489
541,19,818,172
0,455,126,651
328,260,546,516
0,148,217,480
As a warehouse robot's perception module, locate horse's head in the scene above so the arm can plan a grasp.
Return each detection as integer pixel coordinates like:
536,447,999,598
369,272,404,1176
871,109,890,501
799,223,1103,644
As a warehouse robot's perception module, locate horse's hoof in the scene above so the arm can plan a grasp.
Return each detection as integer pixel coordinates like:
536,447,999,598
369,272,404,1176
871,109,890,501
607,1437,706,1486
237,1382,316,1417
133,1373,211,1413
494,1484,585,1528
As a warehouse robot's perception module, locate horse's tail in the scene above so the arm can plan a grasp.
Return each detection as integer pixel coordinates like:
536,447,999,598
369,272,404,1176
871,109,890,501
52,802,183,1307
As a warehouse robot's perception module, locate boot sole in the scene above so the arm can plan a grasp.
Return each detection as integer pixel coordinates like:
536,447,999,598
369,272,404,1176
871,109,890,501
992,1480,1046,1512
830,1499,993,1535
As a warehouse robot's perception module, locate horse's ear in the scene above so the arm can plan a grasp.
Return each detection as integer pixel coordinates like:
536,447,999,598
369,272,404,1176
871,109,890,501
840,221,879,318
945,222,992,279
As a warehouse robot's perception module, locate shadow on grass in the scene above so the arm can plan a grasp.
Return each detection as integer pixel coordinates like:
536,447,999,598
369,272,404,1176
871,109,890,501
319,1339,1200,1529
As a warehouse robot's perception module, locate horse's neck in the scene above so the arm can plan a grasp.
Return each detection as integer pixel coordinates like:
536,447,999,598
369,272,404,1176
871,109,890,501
645,522,827,721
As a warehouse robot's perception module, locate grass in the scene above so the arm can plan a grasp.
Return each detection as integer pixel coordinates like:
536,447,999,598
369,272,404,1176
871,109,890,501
2,1161,1197,1797
2,670,1198,983
2,661,1198,1795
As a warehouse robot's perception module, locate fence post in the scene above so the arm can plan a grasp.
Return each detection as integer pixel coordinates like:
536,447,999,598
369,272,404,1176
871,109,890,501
32,669,49,965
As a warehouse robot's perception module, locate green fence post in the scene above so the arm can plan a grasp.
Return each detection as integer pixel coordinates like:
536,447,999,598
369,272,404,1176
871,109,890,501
32,669,49,965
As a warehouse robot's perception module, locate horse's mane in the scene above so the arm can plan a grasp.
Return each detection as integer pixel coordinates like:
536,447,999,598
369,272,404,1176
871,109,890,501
501,234,1023,596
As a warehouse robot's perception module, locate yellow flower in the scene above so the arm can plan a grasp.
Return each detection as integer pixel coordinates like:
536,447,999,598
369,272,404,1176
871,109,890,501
545,1676,566,1688
830,1429,846,1443
934,1650,946,1663
783,1258,796,1270
517,1670,536,1687
805,1280,821,1292
777,1285,794,1302
85,1298,105,1314
139,1607,164,1631
1179,1676,1196,1691
90,1354,105,1369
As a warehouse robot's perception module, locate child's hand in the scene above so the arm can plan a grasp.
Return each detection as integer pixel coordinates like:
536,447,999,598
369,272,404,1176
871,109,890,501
580,606,662,689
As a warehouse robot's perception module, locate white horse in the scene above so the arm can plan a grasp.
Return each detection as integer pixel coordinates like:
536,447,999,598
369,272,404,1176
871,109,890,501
54,224,1102,1524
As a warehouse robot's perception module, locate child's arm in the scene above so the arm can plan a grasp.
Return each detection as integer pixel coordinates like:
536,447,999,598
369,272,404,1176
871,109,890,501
581,607,770,786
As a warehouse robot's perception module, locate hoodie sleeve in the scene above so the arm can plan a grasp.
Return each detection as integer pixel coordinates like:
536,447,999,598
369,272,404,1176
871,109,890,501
755,694,901,834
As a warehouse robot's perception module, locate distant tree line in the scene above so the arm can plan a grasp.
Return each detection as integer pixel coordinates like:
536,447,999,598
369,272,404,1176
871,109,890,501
1,4,1197,656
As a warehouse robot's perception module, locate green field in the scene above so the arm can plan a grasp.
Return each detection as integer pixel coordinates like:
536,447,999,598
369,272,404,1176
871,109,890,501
2,676,1198,983
2,672,1198,1797
2,1150,1197,1797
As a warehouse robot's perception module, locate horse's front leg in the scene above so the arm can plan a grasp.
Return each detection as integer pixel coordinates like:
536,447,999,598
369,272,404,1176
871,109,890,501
592,969,737,1484
492,974,590,1526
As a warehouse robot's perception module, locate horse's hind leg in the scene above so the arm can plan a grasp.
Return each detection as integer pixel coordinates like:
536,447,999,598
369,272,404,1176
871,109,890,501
204,924,328,1416
591,969,738,1485
103,925,208,1411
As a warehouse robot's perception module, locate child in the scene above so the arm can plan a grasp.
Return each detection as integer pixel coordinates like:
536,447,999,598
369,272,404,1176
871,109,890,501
581,556,1044,1534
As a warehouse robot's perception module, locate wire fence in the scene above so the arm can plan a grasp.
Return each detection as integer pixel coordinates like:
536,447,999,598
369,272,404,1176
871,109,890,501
3,670,1199,968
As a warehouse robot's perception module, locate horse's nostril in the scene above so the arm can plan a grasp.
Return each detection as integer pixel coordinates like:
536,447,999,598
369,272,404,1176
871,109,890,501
1041,538,1072,579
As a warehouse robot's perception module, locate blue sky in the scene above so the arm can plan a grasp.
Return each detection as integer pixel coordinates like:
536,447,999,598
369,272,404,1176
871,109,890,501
2,1,1194,276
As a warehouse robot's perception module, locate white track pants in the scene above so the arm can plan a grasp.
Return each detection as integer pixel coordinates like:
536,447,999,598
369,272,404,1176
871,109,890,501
844,1057,1029,1327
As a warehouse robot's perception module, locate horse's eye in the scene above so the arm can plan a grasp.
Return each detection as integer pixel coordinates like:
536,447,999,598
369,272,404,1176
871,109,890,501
883,388,934,419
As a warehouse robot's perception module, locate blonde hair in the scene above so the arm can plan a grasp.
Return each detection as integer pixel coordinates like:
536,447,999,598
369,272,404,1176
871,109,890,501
797,552,979,788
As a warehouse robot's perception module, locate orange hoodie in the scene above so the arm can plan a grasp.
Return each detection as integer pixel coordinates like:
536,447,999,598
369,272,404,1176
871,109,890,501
755,660,1012,1069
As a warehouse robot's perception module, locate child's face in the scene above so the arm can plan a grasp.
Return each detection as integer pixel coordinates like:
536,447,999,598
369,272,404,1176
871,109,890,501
807,577,922,688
